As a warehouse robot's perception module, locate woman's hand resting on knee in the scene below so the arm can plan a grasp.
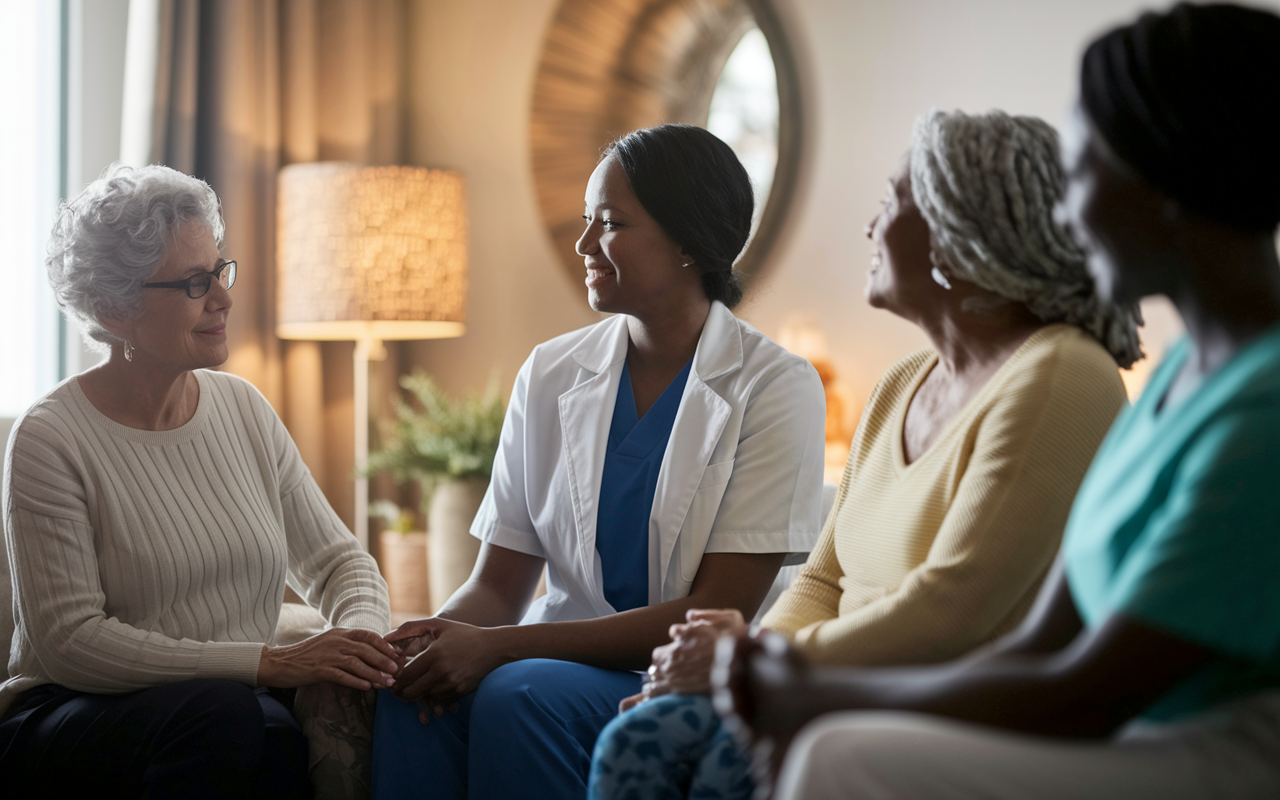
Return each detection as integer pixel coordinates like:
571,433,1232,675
618,608,750,713
258,628,402,691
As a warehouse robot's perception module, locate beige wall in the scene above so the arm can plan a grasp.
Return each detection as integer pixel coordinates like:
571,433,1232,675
404,0,1279,408
403,0,598,394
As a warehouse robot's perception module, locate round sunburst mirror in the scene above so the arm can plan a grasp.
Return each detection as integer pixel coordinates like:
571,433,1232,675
530,0,803,290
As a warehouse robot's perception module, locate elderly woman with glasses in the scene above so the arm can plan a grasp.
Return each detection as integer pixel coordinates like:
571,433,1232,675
0,163,396,799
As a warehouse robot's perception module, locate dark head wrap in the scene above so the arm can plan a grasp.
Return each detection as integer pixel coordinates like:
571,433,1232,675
1081,3,1280,232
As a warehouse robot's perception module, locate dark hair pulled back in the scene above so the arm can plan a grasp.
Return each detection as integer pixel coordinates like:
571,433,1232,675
1081,3,1280,233
604,124,753,308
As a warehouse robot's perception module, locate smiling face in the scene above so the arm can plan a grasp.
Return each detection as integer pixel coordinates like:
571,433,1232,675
575,155,701,316
1058,104,1175,306
113,222,232,371
864,156,938,318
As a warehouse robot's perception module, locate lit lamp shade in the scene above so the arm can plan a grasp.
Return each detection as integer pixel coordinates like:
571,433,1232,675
276,163,467,342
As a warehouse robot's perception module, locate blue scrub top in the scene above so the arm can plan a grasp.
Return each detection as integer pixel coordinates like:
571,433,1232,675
1063,331,1280,721
596,359,692,613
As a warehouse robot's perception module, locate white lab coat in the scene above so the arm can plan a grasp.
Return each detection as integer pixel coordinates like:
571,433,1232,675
471,301,826,625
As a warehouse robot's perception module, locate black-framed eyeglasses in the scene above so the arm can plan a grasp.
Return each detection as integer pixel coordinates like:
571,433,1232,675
142,259,237,299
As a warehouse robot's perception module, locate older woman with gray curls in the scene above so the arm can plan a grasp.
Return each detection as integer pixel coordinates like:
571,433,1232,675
0,164,395,799
588,109,1139,800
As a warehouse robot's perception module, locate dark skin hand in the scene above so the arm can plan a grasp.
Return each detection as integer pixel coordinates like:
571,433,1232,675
389,542,783,722
713,557,1213,780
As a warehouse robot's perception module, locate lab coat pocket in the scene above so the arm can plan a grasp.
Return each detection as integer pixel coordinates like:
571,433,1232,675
679,459,736,582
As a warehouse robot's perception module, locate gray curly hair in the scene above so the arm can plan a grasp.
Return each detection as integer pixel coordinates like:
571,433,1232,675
46,163,225,352
910,109,1142,368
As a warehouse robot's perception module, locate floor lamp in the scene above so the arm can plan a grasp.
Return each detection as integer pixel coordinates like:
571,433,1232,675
276,163,467,550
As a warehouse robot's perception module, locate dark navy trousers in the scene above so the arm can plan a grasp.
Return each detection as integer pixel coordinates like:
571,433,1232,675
0,678,311,799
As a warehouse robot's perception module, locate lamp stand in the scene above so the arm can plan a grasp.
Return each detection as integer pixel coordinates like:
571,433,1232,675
353,338,388,551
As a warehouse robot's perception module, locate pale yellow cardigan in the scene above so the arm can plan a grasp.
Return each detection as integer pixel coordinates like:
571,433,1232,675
762,324,1127,666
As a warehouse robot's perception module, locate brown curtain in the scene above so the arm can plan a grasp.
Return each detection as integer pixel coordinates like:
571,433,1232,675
126,0,410,534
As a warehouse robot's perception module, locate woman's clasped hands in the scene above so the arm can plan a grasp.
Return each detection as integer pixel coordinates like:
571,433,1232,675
384,618,515,725
617,608,750,713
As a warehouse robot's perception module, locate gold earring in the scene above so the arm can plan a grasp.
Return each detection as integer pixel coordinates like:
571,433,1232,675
123,341,135,362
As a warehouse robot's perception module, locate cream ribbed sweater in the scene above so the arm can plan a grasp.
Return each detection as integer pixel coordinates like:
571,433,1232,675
0,370,389,716
761,325,1127,666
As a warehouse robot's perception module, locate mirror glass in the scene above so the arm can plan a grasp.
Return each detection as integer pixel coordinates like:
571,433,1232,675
707,27,779,238
531,0,802,289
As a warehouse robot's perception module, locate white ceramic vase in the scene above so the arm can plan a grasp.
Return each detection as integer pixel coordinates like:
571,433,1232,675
427,477,487,613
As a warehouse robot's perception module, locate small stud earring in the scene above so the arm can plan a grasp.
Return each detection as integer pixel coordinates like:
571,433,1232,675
931,266,953,290
123,341,135,362
681,261,695,268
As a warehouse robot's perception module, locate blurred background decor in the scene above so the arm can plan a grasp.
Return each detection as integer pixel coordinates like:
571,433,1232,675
371,500,430,615
367,371,505,613
776,316,857,483
276,163,468,550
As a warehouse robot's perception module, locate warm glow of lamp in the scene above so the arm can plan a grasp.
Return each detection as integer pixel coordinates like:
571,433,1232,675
276,163,468,549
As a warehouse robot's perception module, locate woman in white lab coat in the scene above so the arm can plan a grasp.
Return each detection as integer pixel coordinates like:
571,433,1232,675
371,123,826,799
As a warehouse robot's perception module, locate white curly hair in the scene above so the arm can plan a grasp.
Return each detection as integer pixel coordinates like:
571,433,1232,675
45,163,225,352
910,109,1143,368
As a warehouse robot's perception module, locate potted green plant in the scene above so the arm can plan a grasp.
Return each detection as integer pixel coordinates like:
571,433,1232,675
367,370,505,612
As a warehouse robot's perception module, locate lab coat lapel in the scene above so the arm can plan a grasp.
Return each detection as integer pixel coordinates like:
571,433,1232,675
559,315,629,608
653,302,742,600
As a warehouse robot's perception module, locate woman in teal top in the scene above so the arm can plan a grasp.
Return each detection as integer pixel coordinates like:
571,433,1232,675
708,5,1280,798
1065,332,1280,723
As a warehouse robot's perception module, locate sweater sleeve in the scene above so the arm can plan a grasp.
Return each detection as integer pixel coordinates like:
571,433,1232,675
4,416,264,693
758,512,843,635
266,397,391,635
789,343,1127,666
760,358,907,636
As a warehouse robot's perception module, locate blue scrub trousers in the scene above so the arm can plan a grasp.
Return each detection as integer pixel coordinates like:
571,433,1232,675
372,658,643,799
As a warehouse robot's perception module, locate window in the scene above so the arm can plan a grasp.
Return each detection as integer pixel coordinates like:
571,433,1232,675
0,1,63,418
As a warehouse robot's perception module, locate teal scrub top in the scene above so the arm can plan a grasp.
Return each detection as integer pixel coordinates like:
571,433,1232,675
1063,329,1280,722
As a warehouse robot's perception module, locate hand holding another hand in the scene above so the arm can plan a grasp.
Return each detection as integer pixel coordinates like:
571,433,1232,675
618,608,751,714
258,628,401,691
647,608,749,698
386,618,436,661
386,617,513,724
